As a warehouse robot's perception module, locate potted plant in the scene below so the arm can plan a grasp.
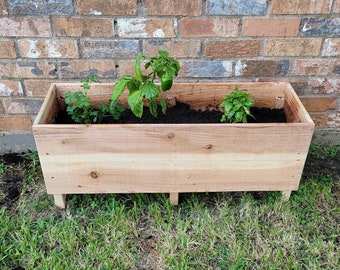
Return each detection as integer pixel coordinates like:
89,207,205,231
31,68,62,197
33,51,314,209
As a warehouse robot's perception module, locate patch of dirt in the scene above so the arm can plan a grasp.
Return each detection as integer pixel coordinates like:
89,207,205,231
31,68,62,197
56,101,287,124
304,150,340,179
0,153,27,210
135,214,164,270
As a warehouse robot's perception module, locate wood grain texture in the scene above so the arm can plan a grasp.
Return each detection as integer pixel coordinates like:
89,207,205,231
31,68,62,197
33,82,314,198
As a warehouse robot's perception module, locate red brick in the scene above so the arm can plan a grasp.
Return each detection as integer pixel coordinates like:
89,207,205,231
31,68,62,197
264,38,322,56
144,0,202,16
181,18,239,37
0,0,7,15
258,79,308,95
118,60,155,78
54,18,114,37
310,78,340,94
18,39,79,58
0,116,32,131
309,113,329,128
82,40,140,59
300,97,337,112
117,19,176,38
143,40,201,58
0,81,23,97
235,60,289,77
3,98,42,114
331,112,340,128
117,60,135,77
322,38,340,56
178,60,233,78
59,61,116,79
24,80,54,97
205,40,260,59
0,61,57,79
242,18,300,37
0,18,51,37
293,59,339,76
76,0,137,15
0,40,16,58
334,0,340,13
271,0,332,14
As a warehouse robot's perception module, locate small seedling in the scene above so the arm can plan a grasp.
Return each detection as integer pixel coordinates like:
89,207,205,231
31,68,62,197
65,75,124,124
220,87,255,123
111,50,180,118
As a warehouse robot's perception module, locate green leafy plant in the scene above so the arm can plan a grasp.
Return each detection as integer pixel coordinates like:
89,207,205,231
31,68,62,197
111,50,180,118
65,75,124,124
220,87,255,123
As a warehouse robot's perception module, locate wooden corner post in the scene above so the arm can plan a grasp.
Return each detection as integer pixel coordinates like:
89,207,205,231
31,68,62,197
53,194,66,209
169,192,179,205
281,190,292,201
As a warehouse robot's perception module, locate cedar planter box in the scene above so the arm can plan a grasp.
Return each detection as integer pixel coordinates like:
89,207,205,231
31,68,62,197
33,82,314,209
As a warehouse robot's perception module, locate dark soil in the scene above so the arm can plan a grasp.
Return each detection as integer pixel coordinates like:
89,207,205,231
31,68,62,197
56,101,287,124
0,153,28,210
304,147,340,178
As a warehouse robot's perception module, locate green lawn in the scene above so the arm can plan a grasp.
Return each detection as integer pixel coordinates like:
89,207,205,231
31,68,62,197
0,144,339,269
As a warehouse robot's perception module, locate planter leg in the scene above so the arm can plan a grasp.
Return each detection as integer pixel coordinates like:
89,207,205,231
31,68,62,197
281,191,291,201
53,194,66,209
169,193,179,205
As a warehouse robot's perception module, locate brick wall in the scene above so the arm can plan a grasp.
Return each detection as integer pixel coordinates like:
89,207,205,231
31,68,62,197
0,0,339,131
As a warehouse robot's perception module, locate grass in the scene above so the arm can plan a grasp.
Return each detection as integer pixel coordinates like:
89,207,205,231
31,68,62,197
0,144,339,269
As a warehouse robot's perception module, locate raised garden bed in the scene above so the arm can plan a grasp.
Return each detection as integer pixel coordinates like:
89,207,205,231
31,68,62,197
33,82,315,209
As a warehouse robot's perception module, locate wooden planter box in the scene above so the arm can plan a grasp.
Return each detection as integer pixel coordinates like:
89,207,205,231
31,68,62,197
33,82,314,209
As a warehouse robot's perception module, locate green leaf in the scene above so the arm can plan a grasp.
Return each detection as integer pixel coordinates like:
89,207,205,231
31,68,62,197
243,106,251,115
135,54,146,81
128,90,143,118
245,100,254,106
159,99,167,115
149,100,158,118
111,78,130,101
221,114,227,123
224,101,233,111
233,103,242,111
228,109,235,119
127,80,140,92
235,111,242,122
141,82,160,99
89,74,100,83
158,50,169,58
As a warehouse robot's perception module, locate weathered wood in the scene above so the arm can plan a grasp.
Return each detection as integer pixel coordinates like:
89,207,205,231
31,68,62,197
33,82,315,205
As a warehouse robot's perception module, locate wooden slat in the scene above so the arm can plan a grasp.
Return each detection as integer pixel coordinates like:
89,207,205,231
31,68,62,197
33,123,314,154
284,83,314,123
33,84,59,124
41,160,303,194
53,82,292,110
